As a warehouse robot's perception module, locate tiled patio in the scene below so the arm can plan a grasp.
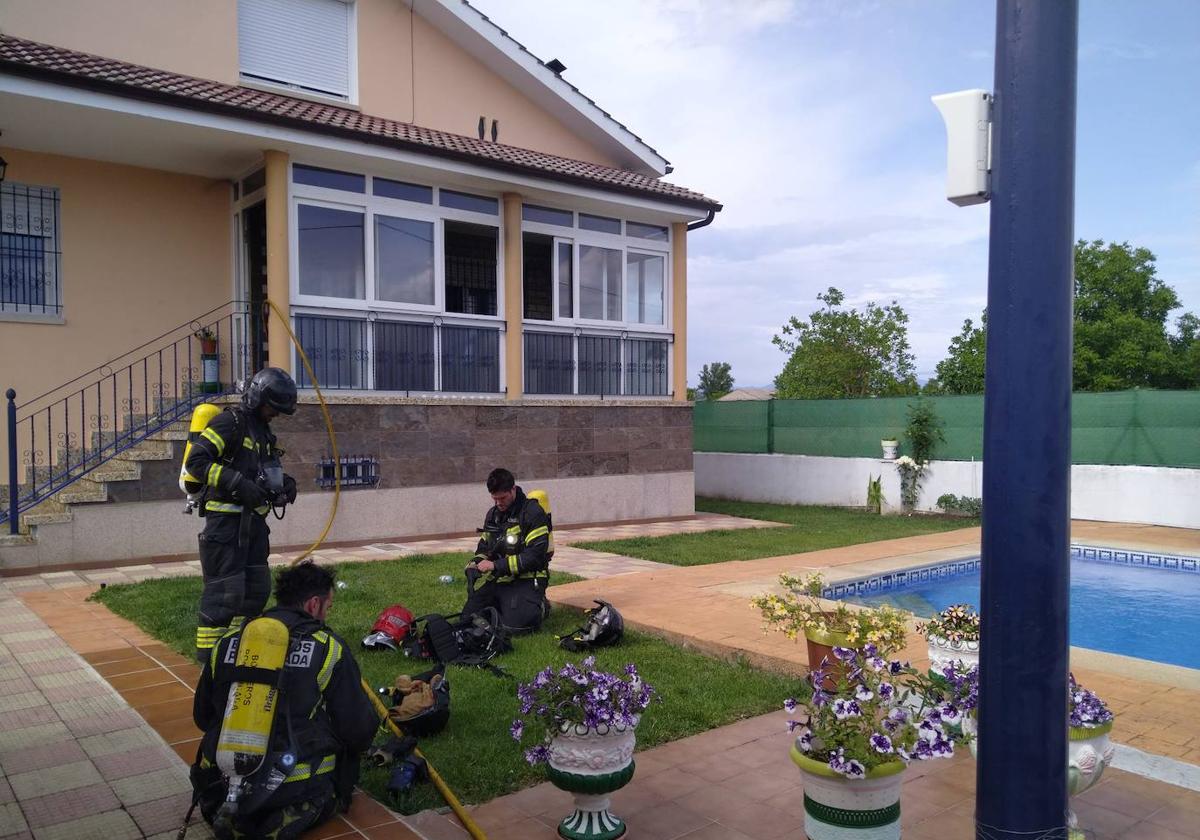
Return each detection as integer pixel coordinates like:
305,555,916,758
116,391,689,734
1,515,1197,839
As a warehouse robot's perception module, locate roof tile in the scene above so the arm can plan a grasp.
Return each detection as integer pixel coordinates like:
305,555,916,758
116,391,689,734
0,35,720,210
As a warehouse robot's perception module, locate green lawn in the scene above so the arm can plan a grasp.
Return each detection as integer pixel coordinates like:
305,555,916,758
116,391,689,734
574,497,979,566
93,552,801,813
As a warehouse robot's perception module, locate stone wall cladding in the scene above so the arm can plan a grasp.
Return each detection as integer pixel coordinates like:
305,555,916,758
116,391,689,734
275,402,693,492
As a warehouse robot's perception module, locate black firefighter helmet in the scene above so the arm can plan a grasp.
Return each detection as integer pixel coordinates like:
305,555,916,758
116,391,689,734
558,600,624,652
243,367,297,416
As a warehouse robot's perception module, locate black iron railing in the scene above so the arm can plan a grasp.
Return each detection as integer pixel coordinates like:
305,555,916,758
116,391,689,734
4,301,257,532
525,331,670,397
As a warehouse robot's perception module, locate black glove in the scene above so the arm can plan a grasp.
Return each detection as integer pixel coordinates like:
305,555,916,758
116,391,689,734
235,475,268,510
282,474,298,505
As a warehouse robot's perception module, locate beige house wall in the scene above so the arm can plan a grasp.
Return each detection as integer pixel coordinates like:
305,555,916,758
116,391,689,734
0,0,239,85
5,0,625,169
0,148,232,412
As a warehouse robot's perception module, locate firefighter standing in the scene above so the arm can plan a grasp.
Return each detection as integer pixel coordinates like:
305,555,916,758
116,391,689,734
190,562,378,839
460,467,552,633
185,367,299,663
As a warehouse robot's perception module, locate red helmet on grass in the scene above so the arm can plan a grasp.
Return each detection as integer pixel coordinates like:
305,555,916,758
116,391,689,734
362,604,415,651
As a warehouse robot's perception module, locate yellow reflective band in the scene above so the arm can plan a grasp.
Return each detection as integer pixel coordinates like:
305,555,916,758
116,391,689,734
316,636,342,693
205,501,242,513
526,526,549,542
242,436,255,451
284,754,337,783
206,463,224,488
200,427,225,455
506,525,520,536
508,555,519,576
229,616,245,630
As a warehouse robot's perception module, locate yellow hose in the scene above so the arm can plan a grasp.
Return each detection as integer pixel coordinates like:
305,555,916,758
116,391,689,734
361,679,487,840
264,299,339,566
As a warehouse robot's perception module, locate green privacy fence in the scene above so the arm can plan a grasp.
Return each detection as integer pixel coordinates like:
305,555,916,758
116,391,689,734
693,390,1200,468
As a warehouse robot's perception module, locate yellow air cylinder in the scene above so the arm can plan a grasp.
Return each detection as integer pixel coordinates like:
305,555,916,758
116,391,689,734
527,488,554,554
216,616,289,779
178,403,222,495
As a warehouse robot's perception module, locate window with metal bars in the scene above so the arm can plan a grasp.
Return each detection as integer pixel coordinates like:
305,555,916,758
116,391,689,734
1,183,62,316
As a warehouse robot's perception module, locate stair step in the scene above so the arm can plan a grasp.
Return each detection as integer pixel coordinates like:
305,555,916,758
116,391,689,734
0,533,35,548
83,463,142,484
22,509,73,526
115,440,176,462
56,483,108,504
149,427,190,442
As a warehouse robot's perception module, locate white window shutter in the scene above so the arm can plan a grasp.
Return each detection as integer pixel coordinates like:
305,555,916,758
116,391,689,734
238,0,352,99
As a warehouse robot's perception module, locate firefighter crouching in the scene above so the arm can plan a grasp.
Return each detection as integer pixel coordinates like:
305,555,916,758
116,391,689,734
460,468,553,634
184,367,299,663
191,562,377,839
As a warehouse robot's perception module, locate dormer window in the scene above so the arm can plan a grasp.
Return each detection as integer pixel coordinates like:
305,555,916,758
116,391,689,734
238,0,355,102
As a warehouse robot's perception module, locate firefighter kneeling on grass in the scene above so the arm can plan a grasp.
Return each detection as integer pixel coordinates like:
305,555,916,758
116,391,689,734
190,562,377,840
460,467,553,634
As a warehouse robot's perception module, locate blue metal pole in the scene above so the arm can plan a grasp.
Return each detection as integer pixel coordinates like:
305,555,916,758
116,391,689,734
6,389,17,535
977,1,1077,838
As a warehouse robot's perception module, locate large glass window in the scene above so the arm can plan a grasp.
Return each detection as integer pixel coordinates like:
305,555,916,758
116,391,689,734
444,222,498,315
579,245,622,321
298,204,364,299
522,233,554,321
375,216,434,305
625,252,665,325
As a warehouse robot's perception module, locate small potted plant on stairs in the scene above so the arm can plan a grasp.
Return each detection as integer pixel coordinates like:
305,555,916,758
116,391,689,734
785,645,971,838
195,326,220,393
512,657,657,840
753,572,911,689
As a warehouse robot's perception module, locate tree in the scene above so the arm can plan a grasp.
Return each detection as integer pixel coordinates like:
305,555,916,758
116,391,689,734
1072,240,1189,390
931,242,1198,392
931,311,988,394
773,287,918,399
697,362,734,400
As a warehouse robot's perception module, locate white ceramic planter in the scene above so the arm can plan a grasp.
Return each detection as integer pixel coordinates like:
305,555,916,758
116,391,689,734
926,634,980,673
881,440,899,461
1068,723,1114,833
545,722,637,840
792,743,905,839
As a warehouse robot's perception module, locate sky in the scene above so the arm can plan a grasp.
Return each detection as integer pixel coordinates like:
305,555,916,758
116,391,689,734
471,0,1200,387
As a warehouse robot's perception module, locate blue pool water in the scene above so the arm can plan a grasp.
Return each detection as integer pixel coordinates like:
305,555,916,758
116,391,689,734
839,548,1200,670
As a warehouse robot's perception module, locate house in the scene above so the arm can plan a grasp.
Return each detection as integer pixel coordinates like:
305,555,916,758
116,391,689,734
0,0,720,568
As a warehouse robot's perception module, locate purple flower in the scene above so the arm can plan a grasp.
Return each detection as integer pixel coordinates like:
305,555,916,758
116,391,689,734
811,690,829,707
863,643,878,657
939,703,962,725
784,698,798,714
878,682,895,701
798,731,814,751
582,655,596,668
889,661,904,675
918,719,942,743
524,745,551,765
833,699,861,720
510,720,524,741
787,719,802,733
842,759,866,779
832,646,856,662
855,684,874,702
870,733,894,754
869,656,887,672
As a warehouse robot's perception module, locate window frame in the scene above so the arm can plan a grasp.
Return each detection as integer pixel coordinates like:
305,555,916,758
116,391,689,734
0,181,64,323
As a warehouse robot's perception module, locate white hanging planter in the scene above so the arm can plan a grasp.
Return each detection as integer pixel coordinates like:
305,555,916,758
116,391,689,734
545,721,638,840
926,634,980,673
792,743,905,839
880,440,899,460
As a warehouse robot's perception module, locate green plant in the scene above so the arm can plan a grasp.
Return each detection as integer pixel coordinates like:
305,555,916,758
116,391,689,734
866,475,883,514
905,399,945,465
937,494,982,517
752,572,912,655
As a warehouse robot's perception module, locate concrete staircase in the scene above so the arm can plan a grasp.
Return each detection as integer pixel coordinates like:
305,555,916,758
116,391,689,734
0,422,188,557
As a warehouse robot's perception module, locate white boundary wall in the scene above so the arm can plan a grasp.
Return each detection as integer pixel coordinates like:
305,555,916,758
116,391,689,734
695,453,1199,530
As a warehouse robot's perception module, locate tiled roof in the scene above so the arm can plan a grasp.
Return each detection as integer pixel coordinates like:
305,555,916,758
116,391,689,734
0,35,720,210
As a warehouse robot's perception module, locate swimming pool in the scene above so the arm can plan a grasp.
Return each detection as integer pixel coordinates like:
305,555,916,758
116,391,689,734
828,545,1200,670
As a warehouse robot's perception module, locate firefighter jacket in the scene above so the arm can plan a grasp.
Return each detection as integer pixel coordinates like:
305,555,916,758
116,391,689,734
193,606,378,797
473,486,552,583
184,406,276,517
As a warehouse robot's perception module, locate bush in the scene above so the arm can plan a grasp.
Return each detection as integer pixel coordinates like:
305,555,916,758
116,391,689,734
937,494,982,517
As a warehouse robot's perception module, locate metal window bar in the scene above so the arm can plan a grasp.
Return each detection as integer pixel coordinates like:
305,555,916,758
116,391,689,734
524,332,575,395
293,315,369,390
577,335,622,397
440,325,501,393
316,455,379,489
4,301,253,531
373,320,435,392
625,338,669,396
0,184,62,315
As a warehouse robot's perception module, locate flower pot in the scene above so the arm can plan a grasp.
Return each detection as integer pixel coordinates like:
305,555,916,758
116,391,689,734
804,625,851,691
792,746,905,839
545,722,637,840
926,634,980,674
199,338,218,355
880,440,898,461
1067,722,1115,834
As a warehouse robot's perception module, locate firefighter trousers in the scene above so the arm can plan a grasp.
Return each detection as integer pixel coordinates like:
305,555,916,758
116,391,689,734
461,576,548,634
196,512,271,662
